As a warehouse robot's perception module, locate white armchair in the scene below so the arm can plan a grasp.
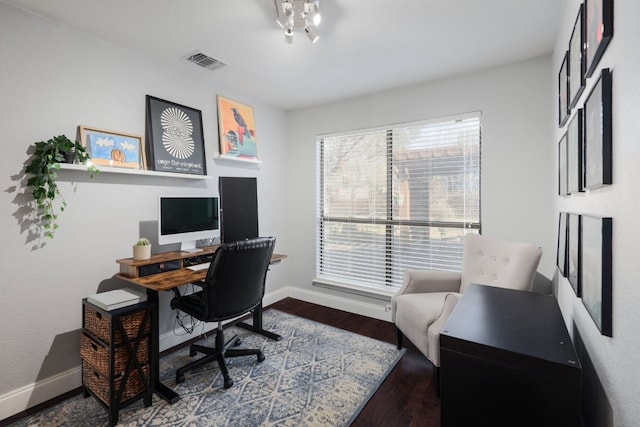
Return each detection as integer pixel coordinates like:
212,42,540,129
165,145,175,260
391,234,542,383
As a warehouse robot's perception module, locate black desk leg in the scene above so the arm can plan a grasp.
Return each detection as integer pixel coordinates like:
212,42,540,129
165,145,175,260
237,303,282,341
146,289,180,404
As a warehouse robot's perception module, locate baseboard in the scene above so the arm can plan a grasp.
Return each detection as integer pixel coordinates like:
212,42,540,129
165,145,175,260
0,285,384,421
288,286,392,322
0,366,81,422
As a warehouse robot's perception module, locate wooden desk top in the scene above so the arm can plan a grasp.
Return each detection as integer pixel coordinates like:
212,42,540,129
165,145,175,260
116,246,286,292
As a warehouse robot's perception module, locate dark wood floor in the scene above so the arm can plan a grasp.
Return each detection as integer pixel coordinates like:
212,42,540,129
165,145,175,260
2,298,440,427
268,298,441,427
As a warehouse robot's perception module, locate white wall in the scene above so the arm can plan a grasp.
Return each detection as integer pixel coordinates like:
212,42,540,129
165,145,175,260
7,0,639,424
284,56,556,306
0,2,291,418
553,0,640,425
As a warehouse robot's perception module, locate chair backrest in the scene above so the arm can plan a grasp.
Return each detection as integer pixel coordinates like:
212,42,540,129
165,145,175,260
201,237,276,321
459,234,542,294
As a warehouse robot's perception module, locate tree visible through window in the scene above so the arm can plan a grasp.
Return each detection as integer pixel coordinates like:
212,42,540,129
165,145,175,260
316,113,481,289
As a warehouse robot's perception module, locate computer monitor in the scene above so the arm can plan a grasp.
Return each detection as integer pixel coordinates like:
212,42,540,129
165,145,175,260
158,195,220,252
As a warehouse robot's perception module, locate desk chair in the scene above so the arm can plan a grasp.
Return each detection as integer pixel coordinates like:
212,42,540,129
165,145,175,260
171,237,276,389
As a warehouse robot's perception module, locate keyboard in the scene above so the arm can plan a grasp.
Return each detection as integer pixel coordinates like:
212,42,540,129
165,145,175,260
187,262,210,271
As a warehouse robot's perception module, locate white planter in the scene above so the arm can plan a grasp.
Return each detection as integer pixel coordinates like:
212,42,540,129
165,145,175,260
133,244,151,260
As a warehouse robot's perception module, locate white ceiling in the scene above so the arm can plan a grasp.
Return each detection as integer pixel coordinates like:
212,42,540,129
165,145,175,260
6,0,564,111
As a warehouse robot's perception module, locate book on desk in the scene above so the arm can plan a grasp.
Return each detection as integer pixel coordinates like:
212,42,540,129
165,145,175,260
87,289,147,311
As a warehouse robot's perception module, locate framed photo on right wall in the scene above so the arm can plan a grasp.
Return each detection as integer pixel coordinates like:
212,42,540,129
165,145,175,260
585,0,614,78
580,215,613,336
568,4,585,108
567,109,583,194
557,212,568,277
558,51,570,127
583,68,612,190
567,213,581,296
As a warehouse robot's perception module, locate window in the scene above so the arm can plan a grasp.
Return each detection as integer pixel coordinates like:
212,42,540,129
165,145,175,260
316,113,481,290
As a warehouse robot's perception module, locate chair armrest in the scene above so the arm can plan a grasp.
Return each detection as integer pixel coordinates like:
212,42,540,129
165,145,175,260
428,293,461,367
391,270,461,322
397,270,462,296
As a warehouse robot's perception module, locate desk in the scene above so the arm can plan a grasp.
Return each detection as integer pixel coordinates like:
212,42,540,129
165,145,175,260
115,245,286,404
440,284,582,427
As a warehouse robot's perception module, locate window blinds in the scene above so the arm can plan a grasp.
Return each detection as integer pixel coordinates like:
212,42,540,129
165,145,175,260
316,113,481,289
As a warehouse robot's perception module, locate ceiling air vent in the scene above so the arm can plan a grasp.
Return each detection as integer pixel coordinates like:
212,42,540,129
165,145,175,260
184,50,227,71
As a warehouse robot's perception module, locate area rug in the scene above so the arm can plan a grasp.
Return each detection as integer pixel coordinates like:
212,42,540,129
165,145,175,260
12,309,405,426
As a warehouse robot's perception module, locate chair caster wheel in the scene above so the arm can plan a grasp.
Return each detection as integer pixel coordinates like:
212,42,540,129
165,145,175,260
257,351,265,362
189,348,198,357
224,378,234,389
234,338,241,346
176,374,185,384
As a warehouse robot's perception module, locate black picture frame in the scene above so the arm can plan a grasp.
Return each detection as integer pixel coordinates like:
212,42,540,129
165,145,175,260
557,212,568,277
583,68,612,190
585,0,614,78
558,51,570,127
569,4,585,108
567,213,581,297
580,215,612,337
567,109,584,194
558,133,568,196
145,95,207,175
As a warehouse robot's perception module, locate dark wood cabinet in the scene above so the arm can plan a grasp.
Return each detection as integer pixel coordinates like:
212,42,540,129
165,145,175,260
440,284,582,427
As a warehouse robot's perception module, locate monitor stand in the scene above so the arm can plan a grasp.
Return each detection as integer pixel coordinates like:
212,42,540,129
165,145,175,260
180,241,202,253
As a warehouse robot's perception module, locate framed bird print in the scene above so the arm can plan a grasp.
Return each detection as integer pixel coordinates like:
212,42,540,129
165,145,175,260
217,95,259,162
145,95,206,175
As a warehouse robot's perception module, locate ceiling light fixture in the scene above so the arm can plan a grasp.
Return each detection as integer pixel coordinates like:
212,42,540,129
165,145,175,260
275,0,321,44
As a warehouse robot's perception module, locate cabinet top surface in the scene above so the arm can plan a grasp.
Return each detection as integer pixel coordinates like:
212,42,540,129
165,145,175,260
441,284,580,369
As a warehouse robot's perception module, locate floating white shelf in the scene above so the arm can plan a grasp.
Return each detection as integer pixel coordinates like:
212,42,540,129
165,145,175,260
215,155,262,165
58,163,212,180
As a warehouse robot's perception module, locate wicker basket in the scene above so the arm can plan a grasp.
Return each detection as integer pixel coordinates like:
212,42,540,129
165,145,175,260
83,305,150,345
83,361,149,405
80,333,149,377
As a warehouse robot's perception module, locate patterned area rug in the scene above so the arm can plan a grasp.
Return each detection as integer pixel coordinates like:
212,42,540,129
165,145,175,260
12,309,404,426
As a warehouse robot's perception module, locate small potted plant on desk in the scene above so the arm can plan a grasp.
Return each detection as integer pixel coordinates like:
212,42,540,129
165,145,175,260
133,238,152,261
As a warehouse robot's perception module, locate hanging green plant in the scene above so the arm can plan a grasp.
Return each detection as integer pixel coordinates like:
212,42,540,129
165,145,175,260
25,135,99,238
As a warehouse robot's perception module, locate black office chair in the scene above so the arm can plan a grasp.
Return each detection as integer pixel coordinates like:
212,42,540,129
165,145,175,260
171,237,276,388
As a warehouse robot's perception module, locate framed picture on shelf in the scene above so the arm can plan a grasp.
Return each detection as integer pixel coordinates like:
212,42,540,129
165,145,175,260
567,109,583,194
217,95,259,161
569,4,585,108
78,126,146,169
558,51,569,127
567,213,581,297
145,95,206,175
583,68,612,190
557,212,568,277
558,133,568,196
580,215,612,336
585,0,613,78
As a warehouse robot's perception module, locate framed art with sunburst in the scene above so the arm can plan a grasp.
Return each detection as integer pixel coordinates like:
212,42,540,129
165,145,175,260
145,95,206,175
216,95,259,162
79,126,146,170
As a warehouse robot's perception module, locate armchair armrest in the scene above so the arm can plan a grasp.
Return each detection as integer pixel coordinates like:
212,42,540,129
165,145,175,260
397,270,462,296
391,270,461,322
427,293,461,367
